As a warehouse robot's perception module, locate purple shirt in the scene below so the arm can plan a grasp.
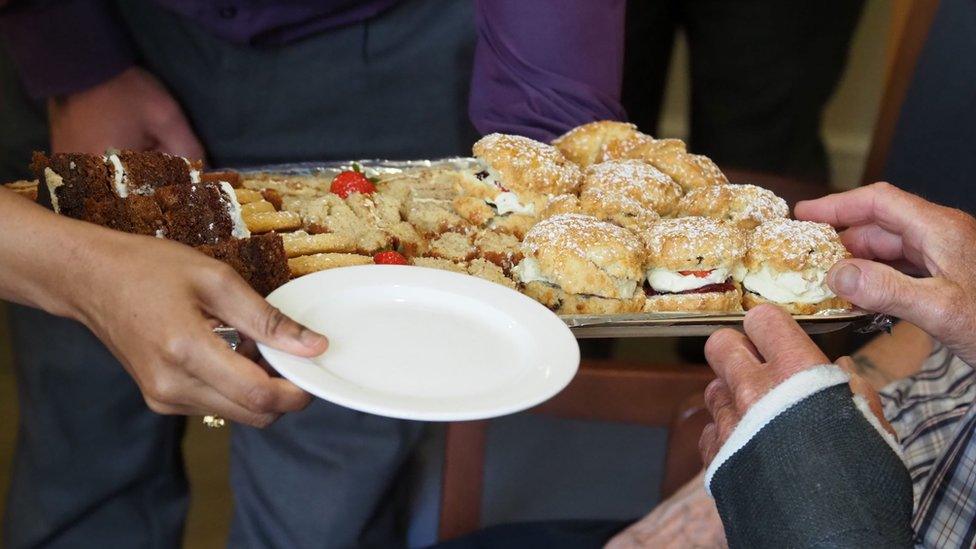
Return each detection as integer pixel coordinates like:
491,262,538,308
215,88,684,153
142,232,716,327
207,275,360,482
0,0,625,140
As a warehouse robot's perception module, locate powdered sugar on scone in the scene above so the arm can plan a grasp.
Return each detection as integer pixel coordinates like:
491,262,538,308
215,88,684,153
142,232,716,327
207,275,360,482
746,218,850,272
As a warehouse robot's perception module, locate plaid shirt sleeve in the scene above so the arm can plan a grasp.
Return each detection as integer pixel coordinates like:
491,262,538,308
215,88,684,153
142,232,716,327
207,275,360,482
880,345,976,547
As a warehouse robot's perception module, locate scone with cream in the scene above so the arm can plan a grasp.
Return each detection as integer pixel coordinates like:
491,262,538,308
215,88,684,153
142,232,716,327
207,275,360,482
580,160,682,225
677,184,788,230
739,218,851,314
540,193,582,220
551,120,642,168
513,213,645,314
467,134,583,235
603,132,686,163
603,133,727,192
642,217,745,312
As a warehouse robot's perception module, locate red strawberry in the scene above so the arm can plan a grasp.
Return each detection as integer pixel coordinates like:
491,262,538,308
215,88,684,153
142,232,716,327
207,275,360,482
373,251,409,265
330,171,376,198
677,270,713,278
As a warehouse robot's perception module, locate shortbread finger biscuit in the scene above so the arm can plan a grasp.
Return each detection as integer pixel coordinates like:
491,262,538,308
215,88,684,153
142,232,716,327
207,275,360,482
281,231,358,258
244,210,303,233
242,200,276,216
288,253,372,276
233,188,265,204
4,180,38,200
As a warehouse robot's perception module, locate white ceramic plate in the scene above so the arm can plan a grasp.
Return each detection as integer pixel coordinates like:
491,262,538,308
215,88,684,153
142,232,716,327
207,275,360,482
258,265,580,421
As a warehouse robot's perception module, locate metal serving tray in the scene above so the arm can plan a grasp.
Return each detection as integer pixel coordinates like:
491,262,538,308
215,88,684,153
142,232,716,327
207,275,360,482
238,159,888,338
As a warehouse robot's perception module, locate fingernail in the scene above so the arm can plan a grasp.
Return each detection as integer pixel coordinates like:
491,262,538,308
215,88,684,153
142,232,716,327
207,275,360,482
299,327,327,348
832,264,861,296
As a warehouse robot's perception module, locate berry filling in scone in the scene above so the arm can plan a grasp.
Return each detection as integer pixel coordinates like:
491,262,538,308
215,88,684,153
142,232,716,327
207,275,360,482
644,268,735,296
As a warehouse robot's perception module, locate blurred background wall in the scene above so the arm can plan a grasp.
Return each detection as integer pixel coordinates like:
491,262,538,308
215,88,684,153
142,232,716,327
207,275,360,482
0,1,894,546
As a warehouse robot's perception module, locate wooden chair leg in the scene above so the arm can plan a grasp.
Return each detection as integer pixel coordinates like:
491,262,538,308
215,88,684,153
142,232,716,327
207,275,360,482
659,392,710,500
438,420,488,541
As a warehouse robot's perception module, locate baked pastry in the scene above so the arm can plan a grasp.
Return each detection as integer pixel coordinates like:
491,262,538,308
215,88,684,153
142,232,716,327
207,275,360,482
603,133,686,163
3,180,39,201
512,213,645,313
601,135,727,193
412,256,468,274
288,253,373,276
551,120,642,168
473,230,523,271
467,258,517,290
471,133,582,218
540,194,583,219
642,217,745,312
580,160,681,227
427,232,477,262
739,218,851,314
676,184,788,230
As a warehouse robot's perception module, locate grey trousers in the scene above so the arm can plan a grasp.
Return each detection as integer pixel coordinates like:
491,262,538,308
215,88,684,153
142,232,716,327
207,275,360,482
2,1,476,547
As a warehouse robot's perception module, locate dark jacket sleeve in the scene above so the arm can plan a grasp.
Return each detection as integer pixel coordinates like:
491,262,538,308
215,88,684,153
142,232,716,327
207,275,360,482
710,384,915,548
0,0,134,99
469,0,628,142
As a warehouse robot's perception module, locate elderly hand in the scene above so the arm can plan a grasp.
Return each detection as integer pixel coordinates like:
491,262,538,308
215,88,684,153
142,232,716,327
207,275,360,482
605,470,726,549
698,305,888,465
795,182,976,365
48,67,205,159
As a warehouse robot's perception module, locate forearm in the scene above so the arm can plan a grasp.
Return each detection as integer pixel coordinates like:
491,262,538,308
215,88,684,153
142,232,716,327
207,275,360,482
706,367,914,548
852,321,933,390
0,187,116,320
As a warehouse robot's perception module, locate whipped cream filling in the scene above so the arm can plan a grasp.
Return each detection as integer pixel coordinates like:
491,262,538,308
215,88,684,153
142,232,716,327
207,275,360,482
742,265,834,304
218,181,251,239
43,167,64,213
473,163,535,216
646,267,730,293
514,257,639,299
183,157,201,184
107,153,128,198
512,257,555,286
488,191,535,216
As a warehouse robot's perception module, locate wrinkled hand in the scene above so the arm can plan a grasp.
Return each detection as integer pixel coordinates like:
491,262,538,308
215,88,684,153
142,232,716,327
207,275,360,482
72,230,327,427
605,470,726,549
795,182,976,365
48,66,205,159
698,305,887,465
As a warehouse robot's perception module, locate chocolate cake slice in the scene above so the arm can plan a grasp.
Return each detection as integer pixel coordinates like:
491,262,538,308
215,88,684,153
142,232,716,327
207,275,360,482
31,152,114,218
111,150,197,196
82,194,166,237
197,233,290,296
154,182,235,246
